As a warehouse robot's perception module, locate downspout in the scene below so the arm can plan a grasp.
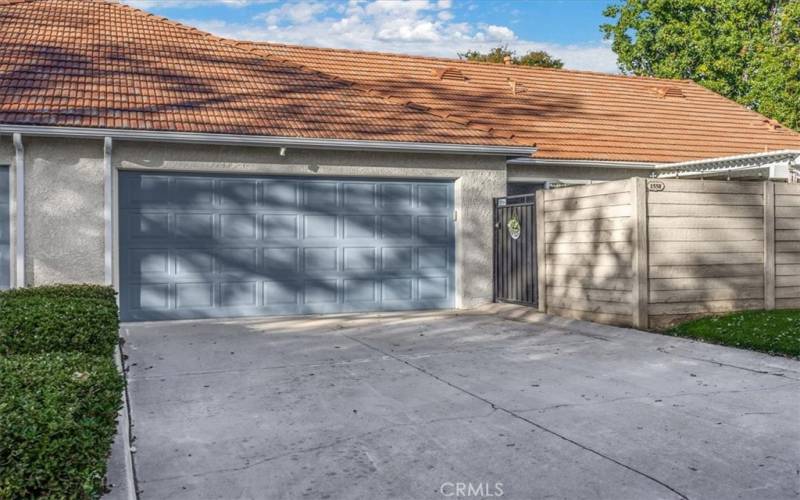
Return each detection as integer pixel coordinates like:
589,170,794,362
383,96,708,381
12,133,24,287
103,137,113,286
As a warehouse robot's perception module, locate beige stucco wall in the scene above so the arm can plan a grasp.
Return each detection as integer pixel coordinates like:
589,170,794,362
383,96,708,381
1,136,508,308
24,137,106,285
508,164,654,183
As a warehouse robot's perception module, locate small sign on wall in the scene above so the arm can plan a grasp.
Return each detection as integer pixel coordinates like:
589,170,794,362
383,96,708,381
647,180,665,192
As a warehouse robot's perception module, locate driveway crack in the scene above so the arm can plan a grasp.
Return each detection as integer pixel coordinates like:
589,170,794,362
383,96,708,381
656,347,800,381
139,411,498,484
341,333,690,500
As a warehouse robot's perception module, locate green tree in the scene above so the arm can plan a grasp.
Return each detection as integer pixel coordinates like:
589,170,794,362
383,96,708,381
458,46,564,68
601,0,800,131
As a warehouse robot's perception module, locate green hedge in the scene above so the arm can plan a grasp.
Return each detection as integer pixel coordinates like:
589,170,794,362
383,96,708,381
0,284,117,302
0,353,123,499
0,295,119,357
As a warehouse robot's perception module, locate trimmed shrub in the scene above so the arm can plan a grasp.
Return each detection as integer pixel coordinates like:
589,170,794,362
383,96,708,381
0,284,116,302
0,352,123,499
0,296,119,356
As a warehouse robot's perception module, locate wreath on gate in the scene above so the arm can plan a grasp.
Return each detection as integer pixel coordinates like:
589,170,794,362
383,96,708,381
507,212,521,240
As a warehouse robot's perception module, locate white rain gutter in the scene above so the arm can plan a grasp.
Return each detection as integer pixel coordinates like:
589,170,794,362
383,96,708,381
506,157,656,170
0,125,537,157
12,133,24,287
103,137,113,286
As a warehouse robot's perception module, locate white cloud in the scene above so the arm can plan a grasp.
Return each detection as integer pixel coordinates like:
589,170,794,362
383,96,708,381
132,0,619,73
483,25,515,41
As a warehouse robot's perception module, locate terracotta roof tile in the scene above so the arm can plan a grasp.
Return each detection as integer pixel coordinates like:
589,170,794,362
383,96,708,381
0,0,522,147
246,42,800,163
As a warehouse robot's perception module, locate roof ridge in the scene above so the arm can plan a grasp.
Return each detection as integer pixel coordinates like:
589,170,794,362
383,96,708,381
249,41,695,84
108,0,531,148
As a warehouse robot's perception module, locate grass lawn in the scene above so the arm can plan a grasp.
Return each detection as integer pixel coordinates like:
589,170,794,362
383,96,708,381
667,309,800,358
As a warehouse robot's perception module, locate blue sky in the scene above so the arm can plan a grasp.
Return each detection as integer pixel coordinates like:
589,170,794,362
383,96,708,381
124,0,619,73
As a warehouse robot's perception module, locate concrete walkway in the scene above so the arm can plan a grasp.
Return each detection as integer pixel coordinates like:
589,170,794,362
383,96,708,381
115,307,800,499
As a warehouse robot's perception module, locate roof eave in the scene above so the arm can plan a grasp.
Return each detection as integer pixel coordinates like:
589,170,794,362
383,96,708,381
507,157,657,169
0,125,536,157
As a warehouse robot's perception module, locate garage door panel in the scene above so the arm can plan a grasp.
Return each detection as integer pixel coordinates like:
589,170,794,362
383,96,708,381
381,183,413,208
263,247,299,273
175,250,213,276
418,216,449,241
220,214,257,239
220,281,258,307
218,179,257,207
303,182,338,209
217,248,258,274
263,214,298,239
343,183,376,207
173,177,214,206
120,172,454,321
343,215,376,239
343,247,375,270
262,180,299,210
175,282,214,308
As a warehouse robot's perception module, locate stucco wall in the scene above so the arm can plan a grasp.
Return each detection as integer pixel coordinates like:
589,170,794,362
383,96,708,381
508,164,653,183
114,141,507,308
24,137,106,285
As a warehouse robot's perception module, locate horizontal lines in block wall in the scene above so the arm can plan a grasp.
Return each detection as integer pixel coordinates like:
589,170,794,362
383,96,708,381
547,286,631,304
648,204,762,217
649,217,762,229
648,191,763,206
649,287,764,304
649,240,764,254
650,252,763,266
649,227,763,242
546,296,632,316
542,179,631,201
649,275,764,291
545,217,631,233
546,241,633,255
545,229,632,244
545,275,633,291
649,264,763,279
652,179,764,195
648,299,765,316
544,192,630,212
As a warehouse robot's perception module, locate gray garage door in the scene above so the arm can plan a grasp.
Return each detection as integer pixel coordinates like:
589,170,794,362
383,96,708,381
119,171,455,321
0,166,9,290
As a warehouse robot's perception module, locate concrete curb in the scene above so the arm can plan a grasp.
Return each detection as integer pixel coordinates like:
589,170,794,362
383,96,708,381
105,336,138,500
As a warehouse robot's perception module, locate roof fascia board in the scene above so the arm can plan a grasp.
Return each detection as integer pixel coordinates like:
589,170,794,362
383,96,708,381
507,157,656,169
0,125,536,157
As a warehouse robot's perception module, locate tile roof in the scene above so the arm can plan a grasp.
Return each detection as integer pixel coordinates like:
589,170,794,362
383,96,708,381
246,42,800,163
0,0,522,147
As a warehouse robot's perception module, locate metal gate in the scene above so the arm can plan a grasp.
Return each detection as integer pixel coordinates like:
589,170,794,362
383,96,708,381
493,193,537,306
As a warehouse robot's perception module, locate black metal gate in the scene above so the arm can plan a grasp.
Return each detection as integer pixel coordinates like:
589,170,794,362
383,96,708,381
493,193,537,306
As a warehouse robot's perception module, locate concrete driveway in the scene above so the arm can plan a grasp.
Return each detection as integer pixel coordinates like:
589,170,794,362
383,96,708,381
119,307,800,500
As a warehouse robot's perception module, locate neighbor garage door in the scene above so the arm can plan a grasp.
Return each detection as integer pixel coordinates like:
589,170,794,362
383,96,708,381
119,171,455,321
